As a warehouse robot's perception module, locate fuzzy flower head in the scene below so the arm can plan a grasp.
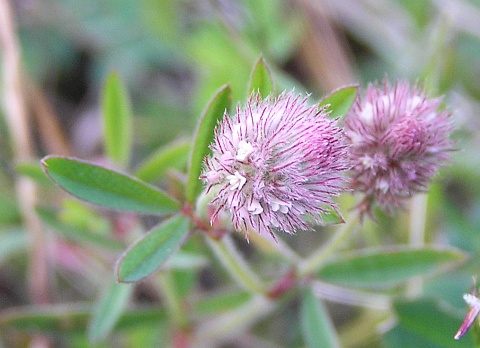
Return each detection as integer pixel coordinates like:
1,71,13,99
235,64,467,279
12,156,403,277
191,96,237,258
344,80,454,217
202,91,350,240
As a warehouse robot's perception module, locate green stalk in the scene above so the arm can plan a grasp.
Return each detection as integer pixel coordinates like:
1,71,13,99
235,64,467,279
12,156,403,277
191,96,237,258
194,294,274,345
298,215,358,277
206,234,264,294
406,193,428,298
158,272,188,329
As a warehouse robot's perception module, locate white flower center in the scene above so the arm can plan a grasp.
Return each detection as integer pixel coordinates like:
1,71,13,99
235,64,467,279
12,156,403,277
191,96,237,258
359,102,374,124
360,155,374,169
409,95,423,110
271,201,289,213
226,171,246,191
236,140,254,161
247,200,263,214
377,178,389,193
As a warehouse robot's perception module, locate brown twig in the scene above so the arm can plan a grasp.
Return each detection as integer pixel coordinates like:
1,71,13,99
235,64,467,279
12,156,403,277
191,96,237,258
26,79,72,156
292,0,357,91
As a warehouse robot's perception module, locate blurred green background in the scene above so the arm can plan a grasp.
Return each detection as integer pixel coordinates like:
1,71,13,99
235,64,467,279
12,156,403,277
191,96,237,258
2,0,480,347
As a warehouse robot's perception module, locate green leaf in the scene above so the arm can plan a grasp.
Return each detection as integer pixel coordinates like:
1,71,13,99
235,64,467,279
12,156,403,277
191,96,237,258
59,200,111,234
392,299,474,348
0,303,166,335
116,214,190,282
318,85,358,118
41,156,179,215
16,161,53,186
135,140,190,183
36,206,123,250
317,246,466,289
301,288,340,348
307,205,343,226
382,324,442,348
102,72,132,167
186,84,232,203
88,281,134,343
246,56,274,98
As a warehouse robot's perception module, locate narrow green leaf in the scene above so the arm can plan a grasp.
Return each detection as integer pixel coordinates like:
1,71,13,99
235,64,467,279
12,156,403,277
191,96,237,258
186,84,232,203
16,161,53,186
246,56,274,98
318,85,358,118
36,206,123,250
301,288,340,348
88,281,134,343
0,303,166,335
393,299,474,348
135,140,190,183
317,246,466,289
116,214,190,282
41,156,179,215
102,72,132,167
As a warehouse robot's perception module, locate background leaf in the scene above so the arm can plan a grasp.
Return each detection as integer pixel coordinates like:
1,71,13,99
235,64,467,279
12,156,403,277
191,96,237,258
246,56,274,98
186,84,232,203
116,214,190,282
16,161,53,187
36,206,122,250
41,156,179,214
0,303,166,336
317,247,466,289
301,287,340,348
87,281,134,343
135,140,190,183
390,299,474,348
319,85,358,118
102,72,132,167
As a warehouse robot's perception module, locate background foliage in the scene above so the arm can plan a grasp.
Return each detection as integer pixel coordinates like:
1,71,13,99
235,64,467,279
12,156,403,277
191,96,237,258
1,0,480,347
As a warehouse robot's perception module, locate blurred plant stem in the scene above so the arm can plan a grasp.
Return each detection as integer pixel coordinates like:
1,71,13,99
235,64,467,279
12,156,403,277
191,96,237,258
193,294,274,347
26,80,72,156
406,193,428,298
0,0,51,341
298,214,358,277
158,271,188,329
205,234,264,294
294,0,356,91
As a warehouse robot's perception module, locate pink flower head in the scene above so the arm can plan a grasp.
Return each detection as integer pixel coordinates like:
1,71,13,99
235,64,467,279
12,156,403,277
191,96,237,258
344,80,454,217
202,91,350,240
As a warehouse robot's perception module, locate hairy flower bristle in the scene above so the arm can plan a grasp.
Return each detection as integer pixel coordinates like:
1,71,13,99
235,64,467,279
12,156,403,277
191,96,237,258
344,80,454,218
201,91,350,240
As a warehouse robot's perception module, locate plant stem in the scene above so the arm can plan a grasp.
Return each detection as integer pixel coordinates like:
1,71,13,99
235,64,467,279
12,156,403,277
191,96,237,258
158,272,188,329
0,0,50,306
406,193,428,298
193,294,274,346
205,234,264,294
298,215,358,277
